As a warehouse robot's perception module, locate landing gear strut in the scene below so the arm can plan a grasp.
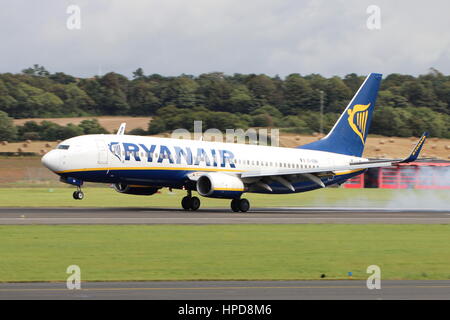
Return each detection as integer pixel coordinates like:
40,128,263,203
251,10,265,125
231,198,250,212
181,190,201,211
72,186,84,200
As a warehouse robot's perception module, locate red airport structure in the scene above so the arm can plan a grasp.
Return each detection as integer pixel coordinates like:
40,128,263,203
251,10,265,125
343,161,450,189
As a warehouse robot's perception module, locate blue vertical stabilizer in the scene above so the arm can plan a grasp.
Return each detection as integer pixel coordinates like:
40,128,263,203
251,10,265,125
298,73,382,157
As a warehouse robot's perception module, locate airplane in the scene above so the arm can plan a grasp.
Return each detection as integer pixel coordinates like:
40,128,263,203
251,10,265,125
41,73,428,212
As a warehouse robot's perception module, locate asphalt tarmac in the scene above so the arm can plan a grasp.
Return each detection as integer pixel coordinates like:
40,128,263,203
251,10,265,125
0,207,449,224
0,280,449,300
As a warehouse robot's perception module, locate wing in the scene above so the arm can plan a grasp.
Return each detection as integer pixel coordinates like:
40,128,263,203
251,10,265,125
240,132,428,191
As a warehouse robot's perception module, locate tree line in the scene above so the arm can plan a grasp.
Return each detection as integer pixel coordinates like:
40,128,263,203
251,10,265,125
0,65,449,141
0,113,109,142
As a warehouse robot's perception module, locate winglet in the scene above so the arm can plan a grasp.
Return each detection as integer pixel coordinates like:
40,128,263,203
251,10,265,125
400,132,428,163
117,123,126,135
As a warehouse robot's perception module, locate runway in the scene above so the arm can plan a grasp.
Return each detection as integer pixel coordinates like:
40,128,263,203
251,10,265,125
1,280,449,300
0,207,449,224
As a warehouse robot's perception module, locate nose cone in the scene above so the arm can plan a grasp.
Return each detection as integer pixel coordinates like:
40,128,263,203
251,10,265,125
41,150,60,172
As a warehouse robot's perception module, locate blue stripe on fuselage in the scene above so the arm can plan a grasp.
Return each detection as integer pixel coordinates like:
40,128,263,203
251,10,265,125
58,168,364,194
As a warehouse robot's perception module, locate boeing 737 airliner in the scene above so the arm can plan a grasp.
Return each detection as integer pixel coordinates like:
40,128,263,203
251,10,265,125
41,73,428,212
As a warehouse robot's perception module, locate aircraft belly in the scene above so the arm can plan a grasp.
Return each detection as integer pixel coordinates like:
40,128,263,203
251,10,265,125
59,168,189,187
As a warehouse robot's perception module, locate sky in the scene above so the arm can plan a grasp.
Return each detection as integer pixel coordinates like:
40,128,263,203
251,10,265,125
0,0,449,78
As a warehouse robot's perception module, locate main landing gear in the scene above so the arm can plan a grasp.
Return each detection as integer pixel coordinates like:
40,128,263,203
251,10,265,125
230,198,250,213
180,190,250,213
72,186,84,200
181,190,201,211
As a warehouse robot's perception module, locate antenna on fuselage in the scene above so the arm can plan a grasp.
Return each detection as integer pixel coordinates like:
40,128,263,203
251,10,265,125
117,123,126,135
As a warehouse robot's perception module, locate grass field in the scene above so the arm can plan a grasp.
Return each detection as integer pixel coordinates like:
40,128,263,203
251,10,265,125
0,224,449,282
0,187,448,283
0,187,449,208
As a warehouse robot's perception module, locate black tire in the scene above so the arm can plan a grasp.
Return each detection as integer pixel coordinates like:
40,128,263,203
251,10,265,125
230,199,240,212
190,196,201,211
73,191,84,200
238,198,250,212
181,196,191,210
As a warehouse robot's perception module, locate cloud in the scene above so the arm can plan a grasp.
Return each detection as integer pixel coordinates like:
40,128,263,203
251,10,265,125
0,0,449,78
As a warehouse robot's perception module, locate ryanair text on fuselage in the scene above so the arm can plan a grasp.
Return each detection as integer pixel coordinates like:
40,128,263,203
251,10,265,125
109,142,236,168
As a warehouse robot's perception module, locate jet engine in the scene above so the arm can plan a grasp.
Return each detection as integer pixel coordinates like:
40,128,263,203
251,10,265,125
196,172,245,199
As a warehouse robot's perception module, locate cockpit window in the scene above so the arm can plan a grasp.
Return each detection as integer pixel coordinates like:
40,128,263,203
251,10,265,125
57,145,70,150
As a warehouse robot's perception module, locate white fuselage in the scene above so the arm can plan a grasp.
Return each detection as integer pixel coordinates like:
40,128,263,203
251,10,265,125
42,134,366,194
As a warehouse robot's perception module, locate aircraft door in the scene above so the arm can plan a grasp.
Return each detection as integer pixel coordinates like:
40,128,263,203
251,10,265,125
95,139,108,164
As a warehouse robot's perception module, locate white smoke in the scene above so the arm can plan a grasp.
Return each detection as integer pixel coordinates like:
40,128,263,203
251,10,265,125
383,166,450,210
305,166,450,210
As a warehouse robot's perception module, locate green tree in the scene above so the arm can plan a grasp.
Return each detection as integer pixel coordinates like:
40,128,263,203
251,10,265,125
128,81,160,115
132,68,145,80
21,64,50,77
0,111,17,141
160,77,199,109
370,106,413,137
324,77,352,113
78,119,109,134
49,72,77,84
51,83,95,115
96,73,130,115
377,90,409,108
228,85,257,113
246,74,279,106
282,74,314,114
343,73,364,92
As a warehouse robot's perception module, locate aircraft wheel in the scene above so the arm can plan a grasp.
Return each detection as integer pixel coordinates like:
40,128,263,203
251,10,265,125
238,198,250,212
73,191,84,200
230,199,240,212
190,196,201,211
181,196,191,210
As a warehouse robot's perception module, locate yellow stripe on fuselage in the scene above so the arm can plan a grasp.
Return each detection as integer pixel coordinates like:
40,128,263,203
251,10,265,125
55,167,244,174
56,167,365,179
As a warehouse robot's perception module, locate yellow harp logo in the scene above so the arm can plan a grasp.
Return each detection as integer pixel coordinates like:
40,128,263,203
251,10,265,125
347,103,370,144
